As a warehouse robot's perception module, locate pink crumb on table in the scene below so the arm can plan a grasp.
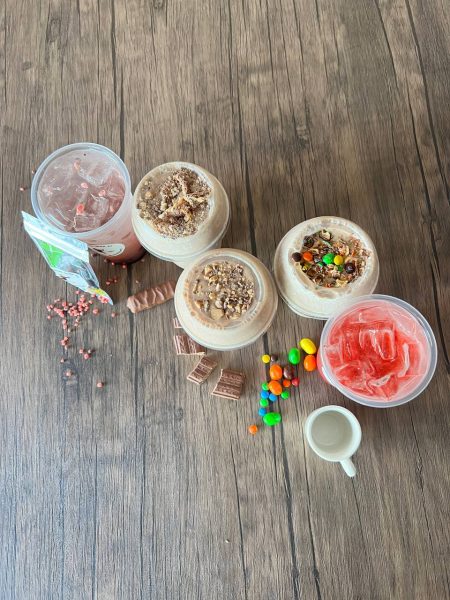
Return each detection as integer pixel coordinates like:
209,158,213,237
96,381,104,388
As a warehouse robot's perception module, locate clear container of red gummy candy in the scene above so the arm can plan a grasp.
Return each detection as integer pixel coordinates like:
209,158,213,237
318,295,437,408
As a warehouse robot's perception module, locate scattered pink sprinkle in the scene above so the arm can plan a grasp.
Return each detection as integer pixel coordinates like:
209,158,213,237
98,190,106,197
96,381,104,388
19,186,26,191
65,370,73,377
122,264,127,269
83,353,90,360
111,262,115,266
92,308,99,315
79,348,84,354
47,315,52,320
111,312,117,318
76,203,85,215
135,280,140,284
80,182,88,189
60,358,65,363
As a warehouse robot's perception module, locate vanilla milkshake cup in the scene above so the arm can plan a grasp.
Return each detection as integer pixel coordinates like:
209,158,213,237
274,217,379,319
132,162,230,268
175,249,278,350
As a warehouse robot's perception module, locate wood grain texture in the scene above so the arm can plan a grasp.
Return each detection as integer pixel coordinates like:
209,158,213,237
1,1,449,599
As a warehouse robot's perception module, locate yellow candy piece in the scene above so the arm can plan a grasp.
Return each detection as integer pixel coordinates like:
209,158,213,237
261,354,271,363
333,255,344,265
299,338,317,355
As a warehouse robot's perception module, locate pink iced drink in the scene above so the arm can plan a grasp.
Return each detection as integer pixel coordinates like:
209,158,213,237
34,145,143,262
321,298,432,402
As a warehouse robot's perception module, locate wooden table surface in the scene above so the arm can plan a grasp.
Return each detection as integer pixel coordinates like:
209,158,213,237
1,1,449,599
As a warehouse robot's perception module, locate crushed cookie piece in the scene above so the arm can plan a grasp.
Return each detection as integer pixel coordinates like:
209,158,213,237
138,167,211,238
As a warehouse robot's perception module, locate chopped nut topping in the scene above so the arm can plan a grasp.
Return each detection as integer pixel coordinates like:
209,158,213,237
192,261,255,322
138,167,211,238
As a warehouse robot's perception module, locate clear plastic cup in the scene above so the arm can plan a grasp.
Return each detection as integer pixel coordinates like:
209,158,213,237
318,295,438,408
31,143,143,262
174,248,278,350
132,162,230,268
274,216,379,319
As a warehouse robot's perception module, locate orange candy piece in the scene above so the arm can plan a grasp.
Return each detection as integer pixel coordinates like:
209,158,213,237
304,354,317,372
269,364,283,381
248,424,258,435
268,380,283,395
282,379,291,388
302,251,313,262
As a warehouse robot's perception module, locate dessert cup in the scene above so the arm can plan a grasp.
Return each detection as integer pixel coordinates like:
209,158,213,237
31,143,143,262
274,216,379,319
174,248,278,350
318,295,437,407
132,162,230,268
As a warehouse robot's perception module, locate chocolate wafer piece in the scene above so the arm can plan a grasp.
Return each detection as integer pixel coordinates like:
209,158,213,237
211,369,245,400
127,280,176,314
173,334,205,356
172,317,183,329
187,356,218,384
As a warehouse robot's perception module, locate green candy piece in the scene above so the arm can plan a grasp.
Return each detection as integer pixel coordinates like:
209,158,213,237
261,382,269,391
323,253,335,265
260,398,269,407
337,265,344,272
263,412,282,426
281,390,290,399
288,347,301,365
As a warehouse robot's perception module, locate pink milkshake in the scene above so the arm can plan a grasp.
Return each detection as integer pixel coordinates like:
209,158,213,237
31,143,143,262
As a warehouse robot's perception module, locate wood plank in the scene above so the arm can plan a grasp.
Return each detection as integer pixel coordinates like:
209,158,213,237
0,0,449,599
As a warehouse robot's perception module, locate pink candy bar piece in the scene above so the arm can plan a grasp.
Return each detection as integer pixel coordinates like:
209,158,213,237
187,356,218,384
173,334,205,356
127,281,176,313
211,369,245,400
173,317,183,329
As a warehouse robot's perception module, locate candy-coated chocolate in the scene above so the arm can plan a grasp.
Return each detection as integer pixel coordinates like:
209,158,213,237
258,408,267,417
288,347,301,365
282,379,291,388
302,251,313,262
248,424,258,435
304,354,317,371
261,390,270,399
269,393,277,402
263,412,282,426
323,253,335,265
333,255,344,265
268,380,283,395
269,364,283,381
291,377,300,386
261,354,270,363
260,398,269,407
299,338,317,355
281,390,290,399
283,365,295,379
261,382,269,391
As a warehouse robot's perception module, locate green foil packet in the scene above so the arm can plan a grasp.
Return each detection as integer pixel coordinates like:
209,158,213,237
22,212,113,304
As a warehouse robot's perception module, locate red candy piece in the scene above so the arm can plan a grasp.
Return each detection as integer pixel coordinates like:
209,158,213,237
269,364,283,381
291,377,300,386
